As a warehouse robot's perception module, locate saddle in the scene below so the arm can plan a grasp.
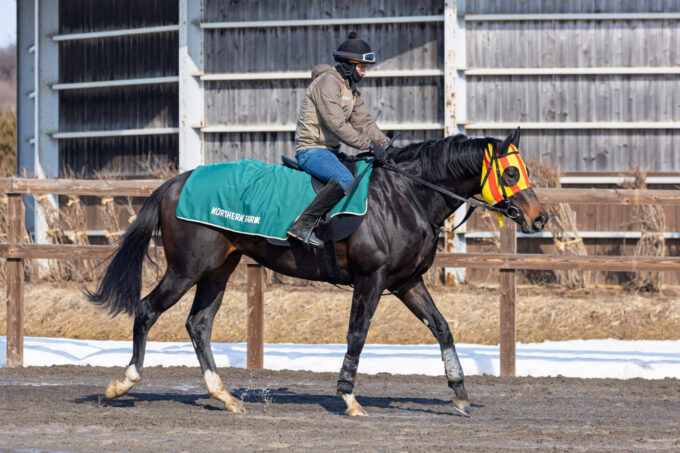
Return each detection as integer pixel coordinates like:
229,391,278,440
267,155,365,247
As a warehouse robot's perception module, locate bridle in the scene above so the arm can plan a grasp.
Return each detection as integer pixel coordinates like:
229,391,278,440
340,138,530,296
367,137,528,234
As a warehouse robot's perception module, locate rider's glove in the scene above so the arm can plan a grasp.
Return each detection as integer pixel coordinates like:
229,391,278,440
369,141,386,162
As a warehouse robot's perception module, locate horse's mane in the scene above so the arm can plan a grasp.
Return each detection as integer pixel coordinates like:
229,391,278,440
389,135,495,182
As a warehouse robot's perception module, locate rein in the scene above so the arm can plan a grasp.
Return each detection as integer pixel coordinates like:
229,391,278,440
337,139,525,296
344,145,521,233
378,156,522,233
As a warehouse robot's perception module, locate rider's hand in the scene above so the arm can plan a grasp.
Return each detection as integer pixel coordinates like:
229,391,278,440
369,141,386,162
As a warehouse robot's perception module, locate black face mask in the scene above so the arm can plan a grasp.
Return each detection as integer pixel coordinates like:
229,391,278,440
335,63,362,88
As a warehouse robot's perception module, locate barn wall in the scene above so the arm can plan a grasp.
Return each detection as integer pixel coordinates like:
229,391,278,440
19,0,678,283
464,1,680,172
57,0,179,177
458,1,680,284
465,1,680,14
59,0,178,32
201,0,445,162
204,0,443,21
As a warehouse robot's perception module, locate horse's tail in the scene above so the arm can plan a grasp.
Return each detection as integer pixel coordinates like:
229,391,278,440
85,178,175,317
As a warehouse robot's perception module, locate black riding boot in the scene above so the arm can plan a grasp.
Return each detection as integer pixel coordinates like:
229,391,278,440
287,179,346,248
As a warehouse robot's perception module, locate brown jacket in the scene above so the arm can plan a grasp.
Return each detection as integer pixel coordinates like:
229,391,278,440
295,64,390,152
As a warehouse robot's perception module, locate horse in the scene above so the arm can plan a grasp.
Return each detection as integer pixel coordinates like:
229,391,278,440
86,128,548,417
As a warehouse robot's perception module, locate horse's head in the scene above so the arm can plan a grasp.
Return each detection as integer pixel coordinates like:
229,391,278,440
480,128,549,233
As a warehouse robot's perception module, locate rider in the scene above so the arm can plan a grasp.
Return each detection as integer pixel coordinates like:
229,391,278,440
287,31,390,248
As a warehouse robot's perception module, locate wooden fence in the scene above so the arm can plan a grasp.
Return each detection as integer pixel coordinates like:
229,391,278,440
2,177,680,374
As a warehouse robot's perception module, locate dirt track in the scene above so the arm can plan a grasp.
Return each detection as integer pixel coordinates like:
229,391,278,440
1,366,679,452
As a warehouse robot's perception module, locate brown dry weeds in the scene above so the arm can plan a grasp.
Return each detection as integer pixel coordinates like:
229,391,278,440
1,281,679,345
622,167,667,292
526,158,590,289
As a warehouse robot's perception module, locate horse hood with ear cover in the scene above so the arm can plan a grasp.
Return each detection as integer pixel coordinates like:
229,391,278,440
480,129,532,226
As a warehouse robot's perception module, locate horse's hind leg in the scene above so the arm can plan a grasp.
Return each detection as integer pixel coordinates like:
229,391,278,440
105,268,194,399
396,277,471,417
186,254,245,413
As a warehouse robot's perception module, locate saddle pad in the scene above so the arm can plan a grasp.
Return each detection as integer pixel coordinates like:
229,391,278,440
176,158,373,240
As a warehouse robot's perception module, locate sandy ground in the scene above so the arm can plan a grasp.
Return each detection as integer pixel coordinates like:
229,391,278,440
1,282,679,345
0,366,679,452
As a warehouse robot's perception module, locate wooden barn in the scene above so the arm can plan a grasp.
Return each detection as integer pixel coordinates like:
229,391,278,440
16,0,680,284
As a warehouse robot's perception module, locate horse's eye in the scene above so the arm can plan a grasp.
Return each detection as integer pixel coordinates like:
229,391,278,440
502,166,520,186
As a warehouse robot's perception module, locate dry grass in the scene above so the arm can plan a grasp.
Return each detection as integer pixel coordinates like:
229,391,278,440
0,108,16,173
622,167,666,292
0,44,16,111
526,158,590,288
33,194,79,280
2,281,678,345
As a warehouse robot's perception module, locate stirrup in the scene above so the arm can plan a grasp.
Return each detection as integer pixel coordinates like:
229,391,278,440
287,217,324,248
286,228,324,248
303,229,324,248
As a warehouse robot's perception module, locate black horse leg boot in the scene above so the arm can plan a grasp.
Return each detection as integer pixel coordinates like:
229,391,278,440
287,179,346,248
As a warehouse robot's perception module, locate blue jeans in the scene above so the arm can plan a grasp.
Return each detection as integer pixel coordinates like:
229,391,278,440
295,147,354,192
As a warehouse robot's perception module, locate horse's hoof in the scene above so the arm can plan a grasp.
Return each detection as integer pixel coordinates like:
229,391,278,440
105,380,123,399
105,365,140,399
345,406,368,417
341,393,368,416
452,399,471,417
225,400,247,414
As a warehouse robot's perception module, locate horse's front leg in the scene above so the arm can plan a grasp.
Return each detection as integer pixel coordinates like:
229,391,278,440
396,277,471,417
337,274,384,416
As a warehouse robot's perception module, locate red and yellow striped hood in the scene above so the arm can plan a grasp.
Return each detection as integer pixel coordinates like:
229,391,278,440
480,143,531,206
480,142,532,227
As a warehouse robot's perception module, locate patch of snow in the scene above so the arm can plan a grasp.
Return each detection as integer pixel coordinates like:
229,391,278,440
1,337,679,379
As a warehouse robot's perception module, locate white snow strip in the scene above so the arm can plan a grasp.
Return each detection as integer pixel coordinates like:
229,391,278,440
1,337,679,380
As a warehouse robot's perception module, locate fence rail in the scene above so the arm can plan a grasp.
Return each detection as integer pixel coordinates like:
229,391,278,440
2,177,680,203
2,177,679,373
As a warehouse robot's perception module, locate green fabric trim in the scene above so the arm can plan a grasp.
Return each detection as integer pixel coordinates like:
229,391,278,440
176,159,373,240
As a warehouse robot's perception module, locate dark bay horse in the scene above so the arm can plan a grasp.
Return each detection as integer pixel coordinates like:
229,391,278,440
87,128,548,417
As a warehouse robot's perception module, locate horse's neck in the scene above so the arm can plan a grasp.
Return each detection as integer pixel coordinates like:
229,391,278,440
386,165,481,228
393,149,484,227
425,173,481,226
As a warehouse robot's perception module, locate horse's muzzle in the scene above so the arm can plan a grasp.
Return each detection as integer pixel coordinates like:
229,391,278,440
532,212,549,232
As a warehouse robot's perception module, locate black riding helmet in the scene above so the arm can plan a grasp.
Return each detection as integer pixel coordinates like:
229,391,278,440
333,32,375,88
333,31,376,64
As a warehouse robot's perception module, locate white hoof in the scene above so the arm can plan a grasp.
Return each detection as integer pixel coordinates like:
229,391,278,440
342,393,368,417
105,365,140,399
204,370,246,414
452,399,471,417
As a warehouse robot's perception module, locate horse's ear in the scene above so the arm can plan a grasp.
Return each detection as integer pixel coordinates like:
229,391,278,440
498,127,520,153
511,127,520,147
498,131,513,153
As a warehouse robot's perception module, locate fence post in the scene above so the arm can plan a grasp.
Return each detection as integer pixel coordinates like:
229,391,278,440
499,221,517,377
246,263,264,369
6,194,25,367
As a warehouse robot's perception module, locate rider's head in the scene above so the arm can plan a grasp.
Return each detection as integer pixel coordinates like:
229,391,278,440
333,32,376,85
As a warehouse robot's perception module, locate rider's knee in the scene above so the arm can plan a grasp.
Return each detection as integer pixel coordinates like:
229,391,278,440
336,175,354,192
